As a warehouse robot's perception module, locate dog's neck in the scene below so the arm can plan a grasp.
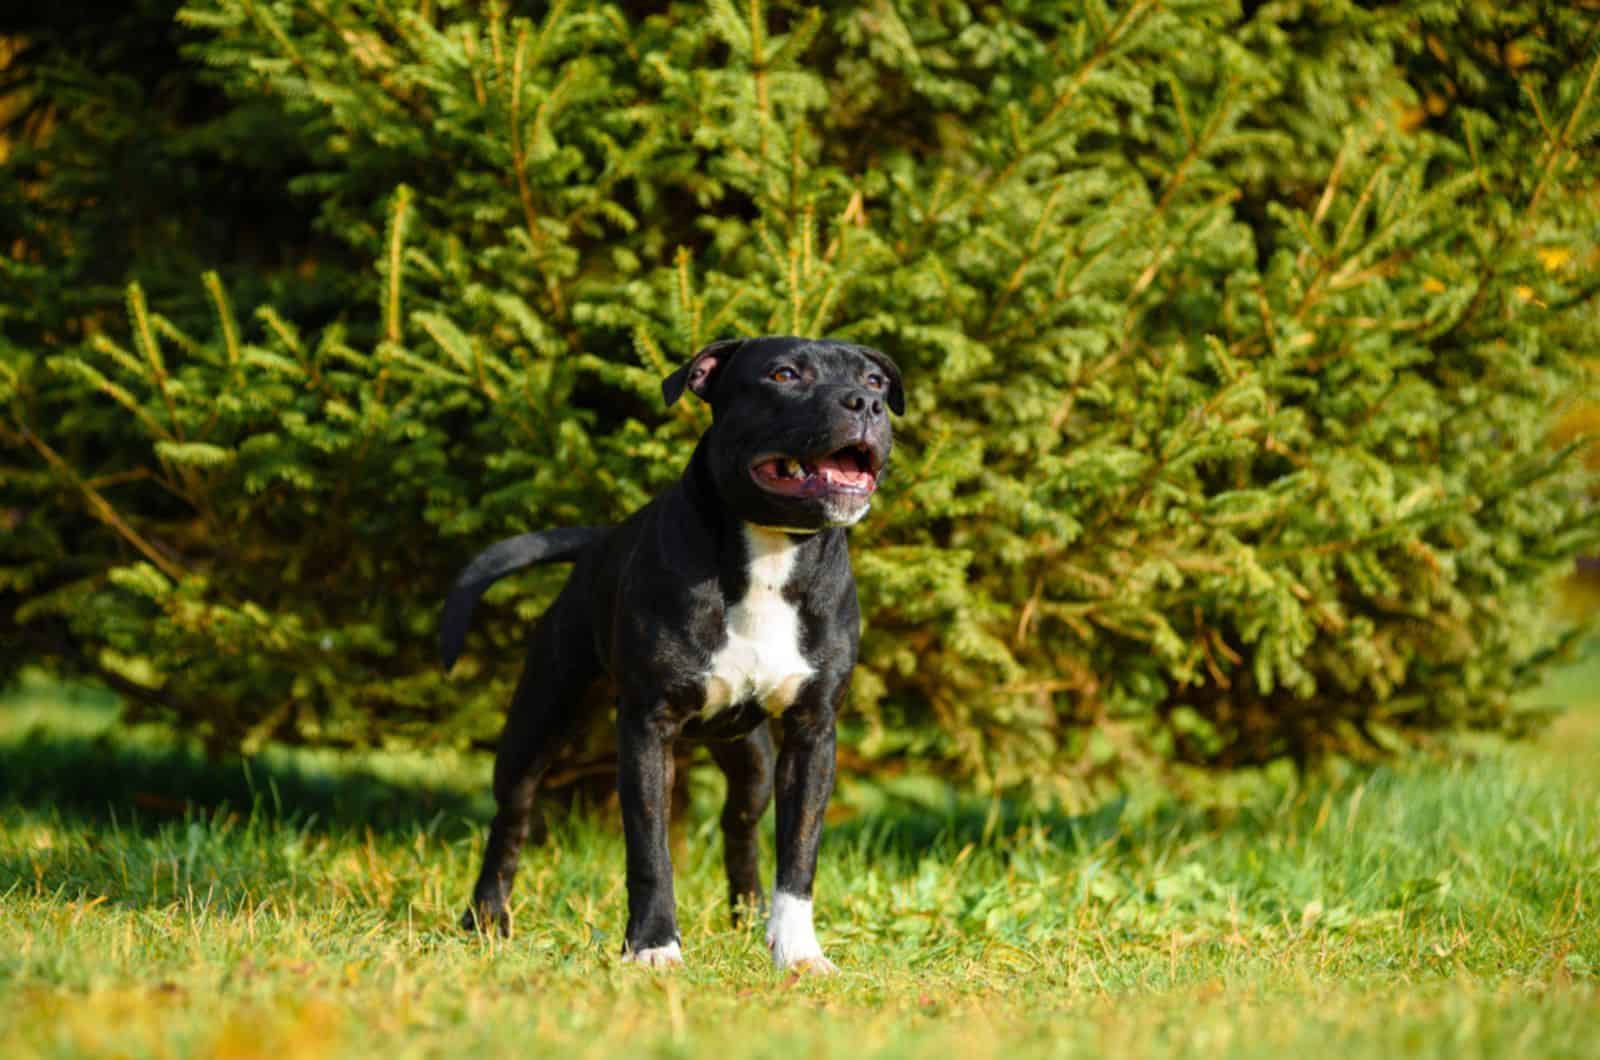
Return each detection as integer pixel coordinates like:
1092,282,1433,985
681,441,842,598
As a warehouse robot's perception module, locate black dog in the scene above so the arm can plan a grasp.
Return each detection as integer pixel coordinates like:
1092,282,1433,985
440,336,902,971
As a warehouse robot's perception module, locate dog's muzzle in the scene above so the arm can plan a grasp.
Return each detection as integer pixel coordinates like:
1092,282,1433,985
748,440,883,500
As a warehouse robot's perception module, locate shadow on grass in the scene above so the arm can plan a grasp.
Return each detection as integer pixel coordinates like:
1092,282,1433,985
0,699,1329,863
0,725,494,838
2,709,1146,888
824,785,1131,863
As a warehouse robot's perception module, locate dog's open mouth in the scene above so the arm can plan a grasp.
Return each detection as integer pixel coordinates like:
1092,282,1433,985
751,443,879,498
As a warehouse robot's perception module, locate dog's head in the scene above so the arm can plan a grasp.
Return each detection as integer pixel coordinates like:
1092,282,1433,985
663,336,903,532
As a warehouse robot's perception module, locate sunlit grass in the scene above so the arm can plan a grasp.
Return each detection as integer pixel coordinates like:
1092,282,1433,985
2,660,1596,1059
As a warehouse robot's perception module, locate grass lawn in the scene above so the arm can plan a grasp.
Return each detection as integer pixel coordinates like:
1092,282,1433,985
2,657,1597,1060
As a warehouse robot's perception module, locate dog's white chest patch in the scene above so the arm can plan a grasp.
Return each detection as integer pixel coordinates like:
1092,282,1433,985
701,527,814,717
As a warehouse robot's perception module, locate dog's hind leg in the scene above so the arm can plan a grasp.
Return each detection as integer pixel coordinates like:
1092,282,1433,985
461,589,598,936
709,722,775,925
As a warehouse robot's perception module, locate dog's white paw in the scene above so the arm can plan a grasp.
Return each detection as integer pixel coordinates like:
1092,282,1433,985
767,891,835,974
783,954,839,976
622,941,684,968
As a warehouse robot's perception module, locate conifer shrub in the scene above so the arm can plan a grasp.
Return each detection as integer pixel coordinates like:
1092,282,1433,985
3,1,1597,792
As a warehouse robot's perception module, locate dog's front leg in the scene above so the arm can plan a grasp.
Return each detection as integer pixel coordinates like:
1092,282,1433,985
768,704,839,973
710,721,775,923
617,704,684,967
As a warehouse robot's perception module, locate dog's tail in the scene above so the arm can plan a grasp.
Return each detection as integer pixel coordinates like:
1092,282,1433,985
439,526,607,672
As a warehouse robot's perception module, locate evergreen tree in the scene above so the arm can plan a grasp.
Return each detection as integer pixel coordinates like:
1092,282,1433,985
3,1,1596,794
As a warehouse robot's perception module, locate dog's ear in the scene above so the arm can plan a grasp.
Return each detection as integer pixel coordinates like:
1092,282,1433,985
662,338,745,407
861,346,906,415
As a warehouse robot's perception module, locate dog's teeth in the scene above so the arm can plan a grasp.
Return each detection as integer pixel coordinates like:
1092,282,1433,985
785,459,803,477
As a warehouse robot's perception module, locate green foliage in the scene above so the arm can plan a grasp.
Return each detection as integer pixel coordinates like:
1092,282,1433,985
0,2,344,349
3,1,1598,788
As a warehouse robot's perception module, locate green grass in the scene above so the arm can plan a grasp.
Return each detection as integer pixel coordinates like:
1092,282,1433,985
2,661,1598,1060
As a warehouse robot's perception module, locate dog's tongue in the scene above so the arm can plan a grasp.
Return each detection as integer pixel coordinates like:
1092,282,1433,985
813,452,871,489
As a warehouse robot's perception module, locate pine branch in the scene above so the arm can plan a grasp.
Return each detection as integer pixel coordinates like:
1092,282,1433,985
20,426,185,581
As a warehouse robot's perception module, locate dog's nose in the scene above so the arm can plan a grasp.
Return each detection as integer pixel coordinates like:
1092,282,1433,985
840,390,884,417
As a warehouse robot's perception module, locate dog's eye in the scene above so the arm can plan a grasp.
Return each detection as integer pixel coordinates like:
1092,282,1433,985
866,372,886,390
770,366,800,383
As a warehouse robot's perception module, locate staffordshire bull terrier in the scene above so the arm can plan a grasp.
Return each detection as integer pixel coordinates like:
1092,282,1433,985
440,336,903,971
